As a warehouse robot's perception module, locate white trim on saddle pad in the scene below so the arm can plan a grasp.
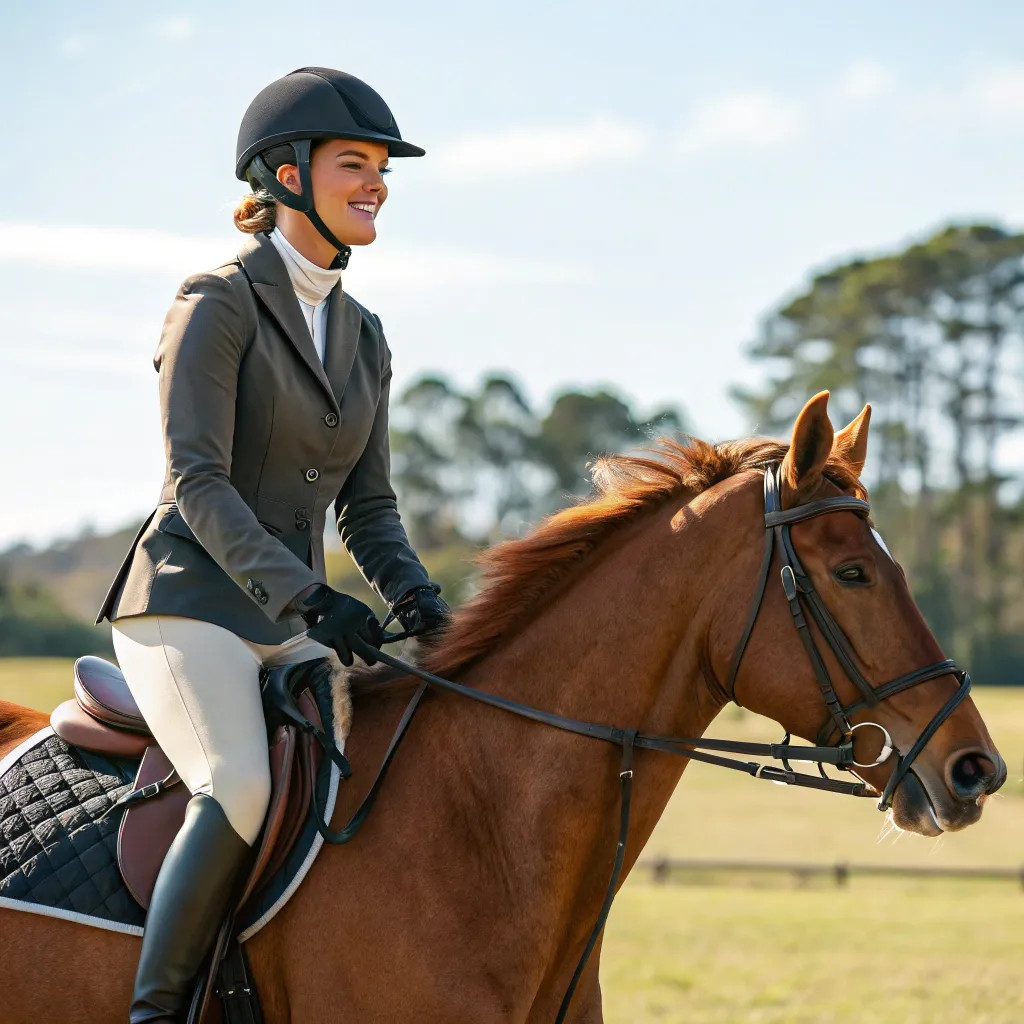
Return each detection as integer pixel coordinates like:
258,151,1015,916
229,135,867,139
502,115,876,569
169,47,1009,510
238,756,342,943
0,896,145,937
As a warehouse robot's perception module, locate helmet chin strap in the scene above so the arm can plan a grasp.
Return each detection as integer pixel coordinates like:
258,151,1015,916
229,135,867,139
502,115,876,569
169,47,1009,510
247,138,352,270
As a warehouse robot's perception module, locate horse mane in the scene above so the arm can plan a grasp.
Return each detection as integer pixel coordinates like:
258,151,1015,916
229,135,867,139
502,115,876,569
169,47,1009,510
0,700,49,755
420,435,866,679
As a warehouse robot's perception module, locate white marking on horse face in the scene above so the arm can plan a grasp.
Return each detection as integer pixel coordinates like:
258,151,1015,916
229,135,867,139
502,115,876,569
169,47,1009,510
871,528,894,562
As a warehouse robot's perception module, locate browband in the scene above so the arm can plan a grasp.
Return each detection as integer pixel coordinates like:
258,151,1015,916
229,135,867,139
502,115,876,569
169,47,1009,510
765,496,871,528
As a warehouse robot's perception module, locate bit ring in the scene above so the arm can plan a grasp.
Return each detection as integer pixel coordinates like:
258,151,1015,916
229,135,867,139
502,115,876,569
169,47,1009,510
850,721,894,767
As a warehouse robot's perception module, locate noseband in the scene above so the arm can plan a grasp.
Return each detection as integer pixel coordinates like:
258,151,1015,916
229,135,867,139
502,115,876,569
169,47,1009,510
724,465,971,811
323,463,972,1022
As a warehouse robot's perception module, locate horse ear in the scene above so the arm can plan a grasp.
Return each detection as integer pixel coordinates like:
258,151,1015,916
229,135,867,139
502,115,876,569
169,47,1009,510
780,391,834,505
833,404,872,478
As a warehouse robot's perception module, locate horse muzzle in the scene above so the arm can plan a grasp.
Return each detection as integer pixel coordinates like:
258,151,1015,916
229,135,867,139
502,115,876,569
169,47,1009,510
888,748,1006,835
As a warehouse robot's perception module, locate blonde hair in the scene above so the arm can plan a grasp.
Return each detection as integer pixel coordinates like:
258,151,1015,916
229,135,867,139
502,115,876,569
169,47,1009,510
233,188,277,234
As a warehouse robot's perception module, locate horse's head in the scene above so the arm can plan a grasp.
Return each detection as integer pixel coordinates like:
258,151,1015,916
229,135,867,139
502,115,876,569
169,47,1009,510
717,392,1005,836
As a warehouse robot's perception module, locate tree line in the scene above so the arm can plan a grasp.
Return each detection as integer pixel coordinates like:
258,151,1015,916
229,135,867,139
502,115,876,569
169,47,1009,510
734,223,1024,684
389,377,685,548
2,221,1022,683
0,571,108,657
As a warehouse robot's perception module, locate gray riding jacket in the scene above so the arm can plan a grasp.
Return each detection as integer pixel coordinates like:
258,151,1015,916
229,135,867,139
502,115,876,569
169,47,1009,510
97,231,430,643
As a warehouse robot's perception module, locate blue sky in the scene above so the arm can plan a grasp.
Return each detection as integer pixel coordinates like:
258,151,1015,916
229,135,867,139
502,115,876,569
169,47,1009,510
2,1,1024,544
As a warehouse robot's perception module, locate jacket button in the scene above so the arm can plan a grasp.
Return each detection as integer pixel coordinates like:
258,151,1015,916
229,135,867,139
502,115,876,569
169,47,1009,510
304,468,319,483
324,412,339,428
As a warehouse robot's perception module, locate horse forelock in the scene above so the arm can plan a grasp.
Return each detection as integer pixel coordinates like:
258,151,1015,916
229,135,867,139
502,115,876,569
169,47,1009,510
422,435,867,679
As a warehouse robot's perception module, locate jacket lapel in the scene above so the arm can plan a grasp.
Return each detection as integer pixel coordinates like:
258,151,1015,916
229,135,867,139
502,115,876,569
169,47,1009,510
238,233,339,411
323,289,363,404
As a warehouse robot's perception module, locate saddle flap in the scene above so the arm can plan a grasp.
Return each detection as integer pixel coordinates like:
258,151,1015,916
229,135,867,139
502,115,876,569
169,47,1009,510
234,725,296,910
75,655,149,735
261,688,325,885
118,745,191,909
51,699,151,760
117,710,315,914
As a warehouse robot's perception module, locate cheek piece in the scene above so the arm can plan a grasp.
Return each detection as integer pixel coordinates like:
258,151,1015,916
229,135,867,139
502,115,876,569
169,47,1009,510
247,138,352,271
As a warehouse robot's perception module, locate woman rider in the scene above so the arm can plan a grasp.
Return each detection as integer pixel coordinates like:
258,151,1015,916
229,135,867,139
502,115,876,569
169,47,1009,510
97,67,448,1023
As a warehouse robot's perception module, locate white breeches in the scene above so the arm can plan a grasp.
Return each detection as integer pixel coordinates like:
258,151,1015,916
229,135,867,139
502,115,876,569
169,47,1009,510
111,615,334,846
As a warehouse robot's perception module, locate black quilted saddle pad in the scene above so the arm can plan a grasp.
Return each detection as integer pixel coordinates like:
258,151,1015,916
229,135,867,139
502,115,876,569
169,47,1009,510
0,732,144,926
0,669,339,937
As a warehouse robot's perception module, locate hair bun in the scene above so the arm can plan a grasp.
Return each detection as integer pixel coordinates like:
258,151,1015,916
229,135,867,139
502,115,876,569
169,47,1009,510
233,190,276,234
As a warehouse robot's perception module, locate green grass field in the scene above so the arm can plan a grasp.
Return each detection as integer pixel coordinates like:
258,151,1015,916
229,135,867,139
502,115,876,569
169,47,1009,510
604,685,1024,1023
2,661,1022,1021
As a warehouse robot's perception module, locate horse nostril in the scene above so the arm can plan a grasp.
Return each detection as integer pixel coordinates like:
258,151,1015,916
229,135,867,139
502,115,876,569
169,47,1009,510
948,752,998,801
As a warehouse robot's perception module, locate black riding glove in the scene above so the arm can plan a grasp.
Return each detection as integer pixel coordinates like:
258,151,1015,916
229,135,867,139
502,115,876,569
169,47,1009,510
294,584,383,667
392,583,451,639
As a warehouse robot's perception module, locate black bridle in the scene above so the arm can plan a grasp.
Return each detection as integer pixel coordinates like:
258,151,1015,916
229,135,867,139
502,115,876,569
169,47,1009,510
314,463,971,1023
723,465,971,811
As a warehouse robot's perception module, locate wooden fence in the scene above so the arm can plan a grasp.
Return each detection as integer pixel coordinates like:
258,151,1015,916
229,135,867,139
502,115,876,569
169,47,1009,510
639,858,1024,889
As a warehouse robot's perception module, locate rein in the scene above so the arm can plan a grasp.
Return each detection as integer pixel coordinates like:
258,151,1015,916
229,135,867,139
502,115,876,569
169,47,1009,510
311,463,971,1022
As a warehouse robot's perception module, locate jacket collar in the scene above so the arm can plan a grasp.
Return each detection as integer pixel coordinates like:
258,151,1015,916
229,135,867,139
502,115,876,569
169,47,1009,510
238,231,339,411
323,290,363,404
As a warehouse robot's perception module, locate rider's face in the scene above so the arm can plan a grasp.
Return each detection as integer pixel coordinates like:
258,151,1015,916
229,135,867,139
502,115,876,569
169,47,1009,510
310,139,390,246
276,138,390,248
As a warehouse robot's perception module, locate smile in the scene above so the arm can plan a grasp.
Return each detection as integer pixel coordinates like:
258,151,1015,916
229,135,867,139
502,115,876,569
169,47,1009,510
349,202,377,218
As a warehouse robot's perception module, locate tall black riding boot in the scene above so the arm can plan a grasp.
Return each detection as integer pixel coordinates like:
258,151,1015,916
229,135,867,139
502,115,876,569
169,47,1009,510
130,793,250,1023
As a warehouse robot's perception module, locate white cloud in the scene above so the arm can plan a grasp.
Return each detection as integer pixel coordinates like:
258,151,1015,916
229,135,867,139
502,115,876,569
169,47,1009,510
432,117,648,177
0,222,588,291
59,35,98,56
676,92,806,157
838,60,894,102
971,65,1024,118
0,222,235,275
154,16,194,40
349,243,590,293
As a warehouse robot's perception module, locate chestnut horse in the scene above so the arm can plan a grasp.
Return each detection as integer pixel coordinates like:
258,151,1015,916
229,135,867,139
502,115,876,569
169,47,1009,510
0,394,1004,1023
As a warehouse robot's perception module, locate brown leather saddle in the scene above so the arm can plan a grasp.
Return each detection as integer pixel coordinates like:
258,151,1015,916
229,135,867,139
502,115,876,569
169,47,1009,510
50,655,329,916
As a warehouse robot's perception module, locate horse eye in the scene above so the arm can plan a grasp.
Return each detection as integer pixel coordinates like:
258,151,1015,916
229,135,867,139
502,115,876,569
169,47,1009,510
835,565,866,584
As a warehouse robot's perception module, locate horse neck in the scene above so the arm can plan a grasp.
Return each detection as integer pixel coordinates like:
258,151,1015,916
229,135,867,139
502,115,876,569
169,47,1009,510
433,489,741,937
459,492,733,727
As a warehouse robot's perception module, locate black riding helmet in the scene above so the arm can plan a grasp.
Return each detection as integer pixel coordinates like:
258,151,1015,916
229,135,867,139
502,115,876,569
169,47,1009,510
236,67,424,269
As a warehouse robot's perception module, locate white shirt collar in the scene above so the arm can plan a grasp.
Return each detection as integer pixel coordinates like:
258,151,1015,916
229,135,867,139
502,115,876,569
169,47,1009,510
268,227,342,307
